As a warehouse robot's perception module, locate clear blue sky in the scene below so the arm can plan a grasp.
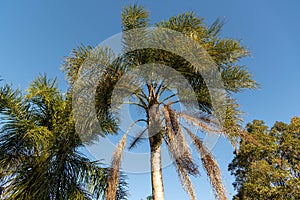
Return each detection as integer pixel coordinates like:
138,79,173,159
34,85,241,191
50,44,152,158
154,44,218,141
1,0,300,199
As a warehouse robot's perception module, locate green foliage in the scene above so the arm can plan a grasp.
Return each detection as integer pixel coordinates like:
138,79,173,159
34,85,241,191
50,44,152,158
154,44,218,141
64,4,257,145
122,4,149,31
62,45,94,85
229,118,300,200
0,75,128,199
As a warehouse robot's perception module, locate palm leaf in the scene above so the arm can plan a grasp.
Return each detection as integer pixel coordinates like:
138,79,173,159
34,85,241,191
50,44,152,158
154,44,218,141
185,127,227,200
106,119,143,200
163,105,199,176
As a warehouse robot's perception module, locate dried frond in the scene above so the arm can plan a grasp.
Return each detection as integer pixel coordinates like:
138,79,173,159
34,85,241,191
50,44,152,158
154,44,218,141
177,112,221,133
106,119,143,200
163,105,199,176
177,110,215,124
164,105,180,133
163,106,197,199
106,133,127,200
185,127,227,200
175,159,197,200
201,153,227,200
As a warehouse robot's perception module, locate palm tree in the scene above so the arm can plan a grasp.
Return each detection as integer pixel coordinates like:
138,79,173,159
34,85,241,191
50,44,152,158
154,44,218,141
0,75,128,199
63,5,257,200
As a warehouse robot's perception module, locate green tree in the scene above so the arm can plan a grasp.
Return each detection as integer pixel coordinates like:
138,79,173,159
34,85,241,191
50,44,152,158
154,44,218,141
229,118,300,199
0,75,128,199
63,4,257,200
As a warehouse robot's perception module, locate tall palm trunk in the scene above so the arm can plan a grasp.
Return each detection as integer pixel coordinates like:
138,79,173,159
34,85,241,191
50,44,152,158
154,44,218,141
148,102,164,200
150,142,164,200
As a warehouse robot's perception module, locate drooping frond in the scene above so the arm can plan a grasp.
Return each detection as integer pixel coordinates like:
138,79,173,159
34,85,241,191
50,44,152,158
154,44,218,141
106,133,128,200
177,112,221,133
175,158,197,200
185,127,227,200
222,99,259,150
106,119,143,200
163,105,199,176
161,106,199,199
95,58,126,136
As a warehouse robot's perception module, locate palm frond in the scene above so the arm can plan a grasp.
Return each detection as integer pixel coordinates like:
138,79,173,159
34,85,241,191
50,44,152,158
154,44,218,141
128,127,148,150
0,84,25,119
62,45,94,84
177,112,221,133
207,17,225,38
121,4,149,31
106,119,142,200
163,105,199,176
156,12,206,40
175,160,197,200
185,127,227,200
106,133,128,200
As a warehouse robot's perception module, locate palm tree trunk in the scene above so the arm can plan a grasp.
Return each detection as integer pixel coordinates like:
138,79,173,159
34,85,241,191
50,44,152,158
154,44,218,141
148,102,164,200
150,142,164,200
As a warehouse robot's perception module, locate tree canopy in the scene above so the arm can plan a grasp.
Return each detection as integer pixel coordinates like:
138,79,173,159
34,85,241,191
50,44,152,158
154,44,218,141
229,118,300,200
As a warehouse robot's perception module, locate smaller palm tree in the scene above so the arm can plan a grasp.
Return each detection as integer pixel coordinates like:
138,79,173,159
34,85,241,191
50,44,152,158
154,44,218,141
0,75,128,199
